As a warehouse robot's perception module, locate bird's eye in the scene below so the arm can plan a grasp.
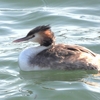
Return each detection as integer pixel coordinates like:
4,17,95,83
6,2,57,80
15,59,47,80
32,35,35,37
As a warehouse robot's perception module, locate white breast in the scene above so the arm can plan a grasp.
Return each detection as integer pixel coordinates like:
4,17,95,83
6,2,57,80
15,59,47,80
18,46,50,71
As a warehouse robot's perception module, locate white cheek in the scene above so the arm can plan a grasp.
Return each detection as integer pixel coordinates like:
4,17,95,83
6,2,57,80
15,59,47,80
29,34,41,42
30,37,38,42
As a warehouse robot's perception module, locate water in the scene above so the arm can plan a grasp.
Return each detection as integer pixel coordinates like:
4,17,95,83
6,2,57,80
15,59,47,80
0,0,100,100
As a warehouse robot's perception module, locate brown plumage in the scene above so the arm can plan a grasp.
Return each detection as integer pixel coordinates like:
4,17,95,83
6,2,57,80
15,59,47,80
29,44,100,70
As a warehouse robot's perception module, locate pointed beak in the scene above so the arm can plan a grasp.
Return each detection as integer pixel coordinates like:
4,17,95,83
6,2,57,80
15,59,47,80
13,36,29,43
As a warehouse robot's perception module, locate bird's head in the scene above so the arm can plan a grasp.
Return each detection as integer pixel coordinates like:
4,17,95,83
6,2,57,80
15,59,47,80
13,25,55,46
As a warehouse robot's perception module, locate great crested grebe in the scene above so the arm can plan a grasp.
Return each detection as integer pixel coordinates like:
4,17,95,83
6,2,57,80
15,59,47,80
14,25,100,71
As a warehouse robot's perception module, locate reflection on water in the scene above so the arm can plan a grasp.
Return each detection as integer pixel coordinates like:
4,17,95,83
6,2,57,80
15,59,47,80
19,70,98,82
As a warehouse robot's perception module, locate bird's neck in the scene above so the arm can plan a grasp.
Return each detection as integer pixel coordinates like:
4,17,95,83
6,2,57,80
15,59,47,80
19,45,51,71
40,32,55,47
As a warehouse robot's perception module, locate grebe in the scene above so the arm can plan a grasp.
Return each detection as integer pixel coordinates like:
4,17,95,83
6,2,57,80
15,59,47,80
13,25,100,71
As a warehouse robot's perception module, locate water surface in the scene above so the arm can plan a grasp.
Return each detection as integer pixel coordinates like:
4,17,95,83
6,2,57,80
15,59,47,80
0,0,100,100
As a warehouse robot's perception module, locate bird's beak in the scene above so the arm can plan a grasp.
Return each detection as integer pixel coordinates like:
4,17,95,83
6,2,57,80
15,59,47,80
13,36,29,42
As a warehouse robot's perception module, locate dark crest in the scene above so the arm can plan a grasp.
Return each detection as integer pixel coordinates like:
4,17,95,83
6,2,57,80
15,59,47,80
27,25,51,37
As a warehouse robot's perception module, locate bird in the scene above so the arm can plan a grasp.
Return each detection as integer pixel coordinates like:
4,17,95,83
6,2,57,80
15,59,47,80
13,25,100,71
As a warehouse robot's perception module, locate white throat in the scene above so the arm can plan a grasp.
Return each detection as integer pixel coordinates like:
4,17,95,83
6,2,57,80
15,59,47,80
18,45,50,71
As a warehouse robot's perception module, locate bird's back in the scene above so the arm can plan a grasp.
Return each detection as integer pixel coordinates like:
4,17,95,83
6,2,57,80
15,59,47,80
30,44,100,71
